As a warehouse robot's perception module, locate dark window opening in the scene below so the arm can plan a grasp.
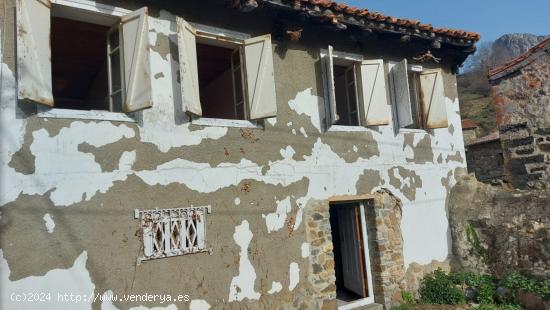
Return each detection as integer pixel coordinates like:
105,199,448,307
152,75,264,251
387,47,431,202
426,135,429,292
329,201,370,306
196,42,246,120
334,64,359,126
51,17,114,111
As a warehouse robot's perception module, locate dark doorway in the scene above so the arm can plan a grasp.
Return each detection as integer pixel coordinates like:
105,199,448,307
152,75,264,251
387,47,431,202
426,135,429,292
329,201,370,305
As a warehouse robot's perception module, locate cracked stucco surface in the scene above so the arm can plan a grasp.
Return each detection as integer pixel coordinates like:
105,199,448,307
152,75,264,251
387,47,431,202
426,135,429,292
0,1,468,309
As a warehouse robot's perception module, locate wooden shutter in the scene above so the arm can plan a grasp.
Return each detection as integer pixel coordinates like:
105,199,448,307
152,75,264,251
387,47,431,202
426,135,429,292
391,59,413,128
357,59,390,126
243,34,277,120
419,69,448,128
120,7,152,112
322,46,338,125
176,17,202,116
16,0,53,107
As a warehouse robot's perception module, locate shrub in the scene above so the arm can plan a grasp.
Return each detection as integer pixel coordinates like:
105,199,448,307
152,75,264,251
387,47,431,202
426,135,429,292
449,272,496,304
419,269,466,304
401,290,416,305
501,272,550,299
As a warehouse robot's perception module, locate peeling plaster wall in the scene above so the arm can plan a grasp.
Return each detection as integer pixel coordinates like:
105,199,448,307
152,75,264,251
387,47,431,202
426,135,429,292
0,0,468,308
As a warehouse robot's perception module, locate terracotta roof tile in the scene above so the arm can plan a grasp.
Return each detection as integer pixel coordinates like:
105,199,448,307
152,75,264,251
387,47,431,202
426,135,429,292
461,119,478,129
466,132,500,146
489,37,550,80
286,0,480,41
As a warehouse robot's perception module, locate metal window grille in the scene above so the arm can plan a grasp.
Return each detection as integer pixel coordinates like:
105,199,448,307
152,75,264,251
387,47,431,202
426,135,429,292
135,206,212,263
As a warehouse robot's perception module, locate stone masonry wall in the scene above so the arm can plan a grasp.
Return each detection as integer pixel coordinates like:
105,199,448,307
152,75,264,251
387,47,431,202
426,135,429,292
499,122,550,188
449,174,550,278
491,51,550,189
465,140,505,183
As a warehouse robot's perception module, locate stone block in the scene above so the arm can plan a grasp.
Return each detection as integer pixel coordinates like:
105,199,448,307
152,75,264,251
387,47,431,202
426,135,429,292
506,136,534,148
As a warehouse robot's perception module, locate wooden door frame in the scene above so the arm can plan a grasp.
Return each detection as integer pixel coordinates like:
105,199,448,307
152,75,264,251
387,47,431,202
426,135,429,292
329,197,375,309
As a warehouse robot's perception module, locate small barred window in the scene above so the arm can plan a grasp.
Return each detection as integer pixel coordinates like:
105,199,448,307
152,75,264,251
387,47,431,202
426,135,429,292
135,207,211,263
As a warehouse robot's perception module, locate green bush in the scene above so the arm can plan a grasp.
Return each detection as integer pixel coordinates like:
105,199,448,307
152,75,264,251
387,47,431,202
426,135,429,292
414,269,548,307
445,271,497,304
401,290,416,305
419,269,466,304
501,272,550,299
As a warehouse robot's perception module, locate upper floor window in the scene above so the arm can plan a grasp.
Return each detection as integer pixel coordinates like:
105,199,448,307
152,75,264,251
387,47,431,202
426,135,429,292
322,46,391,129
177,18,277,122
16,0,152,114
195,39,246,120
389,59,448,130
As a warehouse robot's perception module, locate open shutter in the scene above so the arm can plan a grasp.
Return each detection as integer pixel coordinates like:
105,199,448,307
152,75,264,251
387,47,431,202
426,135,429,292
176,17,202,116
322,46,338,125
120,7,152,112
16,0,53,107
391,59,413,128
243,34,277,120
357,59,390,126
419,69,448,128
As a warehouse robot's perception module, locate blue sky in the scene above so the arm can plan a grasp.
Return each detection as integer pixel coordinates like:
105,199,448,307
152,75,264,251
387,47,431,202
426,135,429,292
345,0,550,42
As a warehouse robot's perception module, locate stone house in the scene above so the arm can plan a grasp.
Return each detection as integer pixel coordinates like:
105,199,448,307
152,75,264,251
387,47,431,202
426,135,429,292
465,132,504,184
0,0,479,309
489,37,550,189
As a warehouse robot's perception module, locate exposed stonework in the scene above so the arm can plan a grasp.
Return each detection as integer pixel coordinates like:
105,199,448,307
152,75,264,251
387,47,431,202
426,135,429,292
449,174,550,278
489,40,550,189
366,190,407,308
304,200,337,308
465,140,504,183
304,190,407,309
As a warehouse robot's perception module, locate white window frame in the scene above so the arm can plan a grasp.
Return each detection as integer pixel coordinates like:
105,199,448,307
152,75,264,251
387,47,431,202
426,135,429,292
34,0,144,122
321,49,365,132
186,23,263,129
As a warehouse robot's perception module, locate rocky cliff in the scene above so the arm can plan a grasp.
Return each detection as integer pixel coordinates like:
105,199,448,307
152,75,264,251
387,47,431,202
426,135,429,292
489,33,550,67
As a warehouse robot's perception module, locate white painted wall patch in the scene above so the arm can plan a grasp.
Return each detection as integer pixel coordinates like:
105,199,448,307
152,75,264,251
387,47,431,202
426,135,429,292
43,213,55,233
288,262,300,291
228,220,260,302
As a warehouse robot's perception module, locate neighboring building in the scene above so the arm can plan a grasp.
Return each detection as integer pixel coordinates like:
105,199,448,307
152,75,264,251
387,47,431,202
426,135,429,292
0,0,479,309
465,132,504,183
489,38,550,189
461,118,478,145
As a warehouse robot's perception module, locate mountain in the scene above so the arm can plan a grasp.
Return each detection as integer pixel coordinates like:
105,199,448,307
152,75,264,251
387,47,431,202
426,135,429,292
458,33,549,137
489,33,550,67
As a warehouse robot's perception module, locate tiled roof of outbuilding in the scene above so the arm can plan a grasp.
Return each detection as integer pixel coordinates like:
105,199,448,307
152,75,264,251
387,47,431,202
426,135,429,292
466,131,500,146
488,37,550,81
461,119,478,129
